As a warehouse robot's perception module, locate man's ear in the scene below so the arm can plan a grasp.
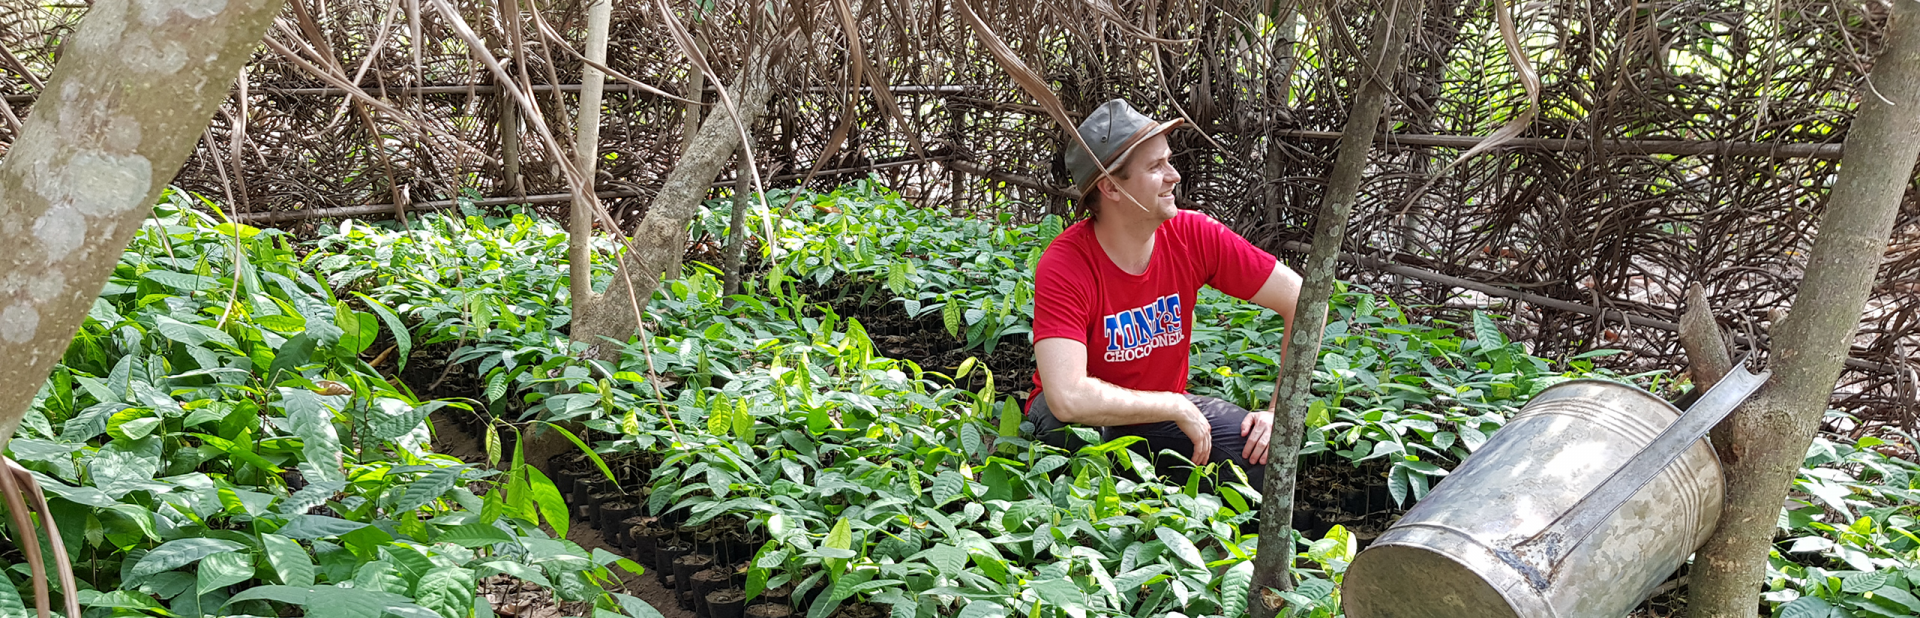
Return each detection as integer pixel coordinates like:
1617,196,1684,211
1095,176,1120,200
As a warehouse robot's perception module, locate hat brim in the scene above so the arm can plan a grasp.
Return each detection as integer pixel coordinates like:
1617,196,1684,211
1077,118,1184,198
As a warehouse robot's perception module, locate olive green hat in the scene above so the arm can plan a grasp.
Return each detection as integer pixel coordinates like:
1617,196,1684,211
1066,99,1183,197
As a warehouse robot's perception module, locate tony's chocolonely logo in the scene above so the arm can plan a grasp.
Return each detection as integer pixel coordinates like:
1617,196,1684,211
1102,294,1183,362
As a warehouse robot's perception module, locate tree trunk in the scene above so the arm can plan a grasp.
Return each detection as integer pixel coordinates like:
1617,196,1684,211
568,0,612,324
1686,2,1920,615
0,0,285,447
721,144,750,297
569,54,773,361
1249,0,1423,615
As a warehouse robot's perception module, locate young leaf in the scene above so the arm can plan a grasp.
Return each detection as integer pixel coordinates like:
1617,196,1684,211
943,299,962,338
709,397,733,436
733,401,756,443
526,465,571,538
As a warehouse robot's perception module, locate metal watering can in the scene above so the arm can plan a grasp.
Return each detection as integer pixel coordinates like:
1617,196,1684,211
1343,359,1769,618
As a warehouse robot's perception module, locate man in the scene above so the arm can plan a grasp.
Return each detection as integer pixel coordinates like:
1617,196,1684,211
1028,99,1304,490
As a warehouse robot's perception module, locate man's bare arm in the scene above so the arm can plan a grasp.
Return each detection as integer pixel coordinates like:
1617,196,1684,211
1034,337,1214,464
1235,261,1309,463
1246,262,1303,322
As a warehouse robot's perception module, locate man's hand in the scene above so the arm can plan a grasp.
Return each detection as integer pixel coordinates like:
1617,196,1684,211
1240,410,1275,465
1174,400,1212,466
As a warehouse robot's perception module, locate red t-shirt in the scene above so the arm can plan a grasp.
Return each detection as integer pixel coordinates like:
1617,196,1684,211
1030,211,1277,404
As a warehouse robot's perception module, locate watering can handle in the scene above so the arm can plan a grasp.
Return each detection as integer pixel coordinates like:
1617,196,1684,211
1500,356,1769,588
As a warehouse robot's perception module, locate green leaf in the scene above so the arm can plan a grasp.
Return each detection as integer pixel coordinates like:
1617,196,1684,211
709,398,733,435
1220,560,1254,617
352,561,411,596
1153,527,1205,570
225,585,426,618
436,523,516,548
1472,310,1504,346
733,400,756,443
1778,596,1834,618
1030,577,1087,610
0,572,25,618
369,400,444,442
485,370,509,402
391,467,461,513
824,517,853,575
1843,571,1890,593
268,334,317,384
334,305,379,355
279,388,344,482
613,593,667,618
921,543,967,577
353,293,413,371
277,515,370,540
526,465,570,538
143,270,219,291
90,435,161,493
476,560,553,588
413,566,476,618
954,599,1006,618
262,533,316,586
154,315,238,349
106,408,159,441
130,538,246,580
943,299,962,338
197,551,254,596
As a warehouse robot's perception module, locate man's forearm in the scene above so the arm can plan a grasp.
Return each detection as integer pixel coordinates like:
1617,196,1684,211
1048,378,1194,427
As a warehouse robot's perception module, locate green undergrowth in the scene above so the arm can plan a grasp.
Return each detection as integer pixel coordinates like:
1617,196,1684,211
14,192,652,618
10,181,1913,618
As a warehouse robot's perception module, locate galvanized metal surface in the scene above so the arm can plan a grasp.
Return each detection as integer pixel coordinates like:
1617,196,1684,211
1343,368,1767,618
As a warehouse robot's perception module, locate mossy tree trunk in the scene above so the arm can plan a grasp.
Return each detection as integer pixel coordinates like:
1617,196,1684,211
1249,0,1423,615
1686,1,1920,615
0,0,285,447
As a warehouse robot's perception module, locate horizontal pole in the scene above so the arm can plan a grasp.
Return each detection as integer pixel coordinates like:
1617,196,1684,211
235,154,956,224
1277,130,1845,160
4,83,979,103
1285,240,1894,373
943,159,1076,199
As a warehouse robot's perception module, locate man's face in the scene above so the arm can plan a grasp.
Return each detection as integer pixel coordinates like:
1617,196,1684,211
1097,135,1180,222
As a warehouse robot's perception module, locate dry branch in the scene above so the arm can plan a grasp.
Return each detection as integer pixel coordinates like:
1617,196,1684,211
1277,130,1847,159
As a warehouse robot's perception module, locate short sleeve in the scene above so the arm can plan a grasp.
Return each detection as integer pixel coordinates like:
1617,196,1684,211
1188,213,1277,300
1032,246,1096,344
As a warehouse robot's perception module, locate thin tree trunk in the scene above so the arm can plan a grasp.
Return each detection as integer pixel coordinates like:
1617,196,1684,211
1249,0,1423,615
502,87,523,199
0,0,285,446
568,0,612,324
682,39,707,156
1687,2,1920,615
721,144,750,297
570,54,773,361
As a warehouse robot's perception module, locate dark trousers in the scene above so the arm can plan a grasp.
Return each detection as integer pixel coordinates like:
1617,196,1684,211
1027,392,1267,492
